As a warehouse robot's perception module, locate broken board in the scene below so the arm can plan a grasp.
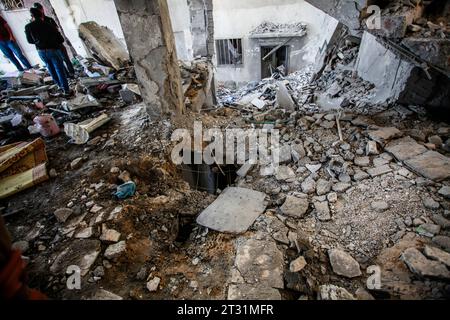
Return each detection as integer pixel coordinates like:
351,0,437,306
196,187,267,234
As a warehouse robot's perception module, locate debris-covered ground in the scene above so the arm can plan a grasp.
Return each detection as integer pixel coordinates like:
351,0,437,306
1,24,450,301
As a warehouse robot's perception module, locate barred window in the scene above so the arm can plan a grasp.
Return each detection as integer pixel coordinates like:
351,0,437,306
216,39,243,66
0,0,25,11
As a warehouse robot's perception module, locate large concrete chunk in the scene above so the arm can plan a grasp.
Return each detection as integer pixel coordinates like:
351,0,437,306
405,151,450,181
401,247,450,280
385,137,427,161
368,127,402,145
196,187,267,233
79,22,130,70
50,240,101,276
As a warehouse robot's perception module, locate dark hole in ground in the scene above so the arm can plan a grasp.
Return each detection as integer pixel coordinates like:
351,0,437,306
180,152,238,194
175,216,195,244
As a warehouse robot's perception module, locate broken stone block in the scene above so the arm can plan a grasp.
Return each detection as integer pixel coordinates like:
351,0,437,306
318,284,355,300
280,196,309,218
385,137,427,161
433,236,450,252
401,247,450,280
328,249,362,278
314,201,331,222
424,246,450,268
332,182,351,193
424,198,440,210
431,215,450,230
91,289,123,300
79,22,129,70
50,240,101,276
277,82,295,110
316,179,332,196
366,141,379,156
354,157,371,167
368,127,402,145
371,201,389,212
417,224,441,238
235,238,284,289
278,144,293,164
196,187,267,233
367,165,392,177
290,256,307,273
147,277,161,292
104,241,126,260
306,163,322,173
438,186,450,199
291,143,306,161
301,178,316,194
54,208,73,223
100,228,121,243
70,157,83,170
75,227,94,239
405,151,450,181
275,166,296,181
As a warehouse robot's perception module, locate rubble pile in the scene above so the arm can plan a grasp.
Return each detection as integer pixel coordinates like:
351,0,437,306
250,21,307,36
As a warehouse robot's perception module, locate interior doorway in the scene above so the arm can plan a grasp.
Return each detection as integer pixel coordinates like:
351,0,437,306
261,45,289,79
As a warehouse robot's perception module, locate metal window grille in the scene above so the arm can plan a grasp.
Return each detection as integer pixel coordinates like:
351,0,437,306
0,0,25,11
216,39,243,66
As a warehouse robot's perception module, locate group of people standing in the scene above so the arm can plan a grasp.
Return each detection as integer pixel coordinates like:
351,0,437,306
0,3,74,96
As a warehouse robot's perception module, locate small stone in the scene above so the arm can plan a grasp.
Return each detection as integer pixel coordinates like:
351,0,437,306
424,246,450,268
328,249,362,278
110,167,120,174
367,165,392,177
353,170,369,181
93,266,105,278
301,178,316,194
90,205,103,214
315,201,331,222
401,247,450,279
371,201,389,212
291,144,306,161
104,241,126,260
355,288,375,300
54,208,73,223
366,141,379,155
332,182,351,193
146,277,161,292
290,256,307,273
100,229,121,242
70,157,83,170
318,285,355,300
316,179,332,196
327,192,338,203
338,173,351,183
424,198,440,210
428,135,443,146
136,267,148,281
280,196,309,218
354,157,371,167
275,166,296,181
305,163,321,173
431,215,450,230
12,241,29,253
49,169,58,178
75,227,93,239
438,186,450,199
417,224,441,237
432,236,450,252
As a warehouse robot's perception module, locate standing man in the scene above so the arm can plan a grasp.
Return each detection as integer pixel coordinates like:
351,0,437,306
25,8,71,96
33,2,75,78
0,16,32,71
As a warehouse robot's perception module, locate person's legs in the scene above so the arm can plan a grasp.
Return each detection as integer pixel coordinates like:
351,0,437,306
59,46,75,76
48,50,69,93
0,41,24,71
38,50,61,88
7,41,32,70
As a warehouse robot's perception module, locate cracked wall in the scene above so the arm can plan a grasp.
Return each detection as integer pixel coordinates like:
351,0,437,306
114,0,184,117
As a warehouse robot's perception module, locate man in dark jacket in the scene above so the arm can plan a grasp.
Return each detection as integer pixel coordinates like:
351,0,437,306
0,16,32,71
33,2,75,78
25,8,70,95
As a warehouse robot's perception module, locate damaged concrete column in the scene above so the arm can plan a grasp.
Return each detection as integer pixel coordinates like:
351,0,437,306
114,0,185,117
188,0,214,58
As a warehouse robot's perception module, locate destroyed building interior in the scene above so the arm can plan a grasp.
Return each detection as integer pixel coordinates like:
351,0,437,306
1,0,450,301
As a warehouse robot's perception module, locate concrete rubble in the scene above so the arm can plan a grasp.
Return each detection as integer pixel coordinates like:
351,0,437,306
1,0,449,303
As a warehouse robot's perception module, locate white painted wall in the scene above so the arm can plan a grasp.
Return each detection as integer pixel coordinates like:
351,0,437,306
167,0,193,62
212,0,339,85
49,0,127,58
0,9,42,72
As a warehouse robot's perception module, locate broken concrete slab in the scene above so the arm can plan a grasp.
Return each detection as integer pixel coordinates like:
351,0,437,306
367,165,393,177
234,238,284,289
368,127,402,145
328,249,362,278
424,246,450,268
50,240,101,276
196,187,267,233
280,196,309,218
401,247,450,280
404,151,450,182
385,137,428,161
314,201,331,222
79,22,130,70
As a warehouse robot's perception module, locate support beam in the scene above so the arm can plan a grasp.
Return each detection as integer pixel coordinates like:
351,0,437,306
114,0,185,117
